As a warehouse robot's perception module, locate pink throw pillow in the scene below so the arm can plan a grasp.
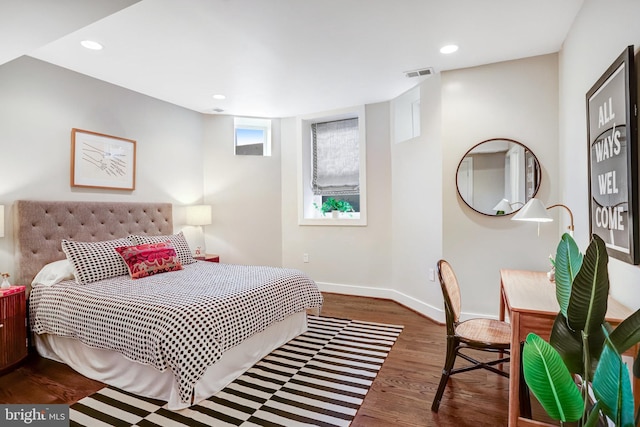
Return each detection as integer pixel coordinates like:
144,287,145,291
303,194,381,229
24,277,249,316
115,242,183,279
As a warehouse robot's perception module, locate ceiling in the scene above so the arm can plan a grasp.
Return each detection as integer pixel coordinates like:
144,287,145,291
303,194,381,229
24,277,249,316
6,0,584,118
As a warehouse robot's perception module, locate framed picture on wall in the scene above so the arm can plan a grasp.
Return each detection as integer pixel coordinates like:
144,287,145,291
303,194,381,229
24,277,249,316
71,128,137,191
586,45,639,264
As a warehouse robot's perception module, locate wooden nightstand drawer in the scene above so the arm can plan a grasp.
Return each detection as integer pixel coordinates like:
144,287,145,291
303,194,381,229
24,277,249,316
0,287,28,373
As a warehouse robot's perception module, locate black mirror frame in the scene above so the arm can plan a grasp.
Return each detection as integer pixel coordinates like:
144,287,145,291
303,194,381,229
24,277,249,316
456,138,542,217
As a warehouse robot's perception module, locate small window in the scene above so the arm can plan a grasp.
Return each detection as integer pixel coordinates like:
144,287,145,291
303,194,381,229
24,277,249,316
234,117,271,156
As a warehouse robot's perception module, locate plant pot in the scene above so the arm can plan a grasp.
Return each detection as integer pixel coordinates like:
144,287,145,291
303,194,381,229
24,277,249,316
331,210,339,218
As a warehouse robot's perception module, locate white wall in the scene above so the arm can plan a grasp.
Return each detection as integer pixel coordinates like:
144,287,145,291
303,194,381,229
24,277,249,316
202,115,283,266
560,0,640,310
390,74,444,318
281,103,393,293
0,57,204,278
442,54,560,318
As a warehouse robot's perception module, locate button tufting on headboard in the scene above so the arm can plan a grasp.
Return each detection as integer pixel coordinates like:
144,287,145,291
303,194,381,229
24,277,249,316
14,200,173,287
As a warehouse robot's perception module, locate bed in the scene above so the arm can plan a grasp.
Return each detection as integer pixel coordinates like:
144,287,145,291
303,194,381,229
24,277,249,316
15,200,323,410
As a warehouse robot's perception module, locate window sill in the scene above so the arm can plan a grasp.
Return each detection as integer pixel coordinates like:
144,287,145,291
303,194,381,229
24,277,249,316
299,212,366,226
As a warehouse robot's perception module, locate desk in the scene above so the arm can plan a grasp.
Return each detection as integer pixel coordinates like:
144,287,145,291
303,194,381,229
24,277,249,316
500,269,637,427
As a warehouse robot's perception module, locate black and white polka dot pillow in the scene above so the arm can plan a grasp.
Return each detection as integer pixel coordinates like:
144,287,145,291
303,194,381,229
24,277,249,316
128,231,196,265
61,238,131,284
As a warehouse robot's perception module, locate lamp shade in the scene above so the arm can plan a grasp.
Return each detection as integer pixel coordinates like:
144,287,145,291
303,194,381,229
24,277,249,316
492,199,512,214
511,198,553,223
186,205,212,226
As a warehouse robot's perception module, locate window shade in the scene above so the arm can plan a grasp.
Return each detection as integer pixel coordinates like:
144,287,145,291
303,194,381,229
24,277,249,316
311,118,359,195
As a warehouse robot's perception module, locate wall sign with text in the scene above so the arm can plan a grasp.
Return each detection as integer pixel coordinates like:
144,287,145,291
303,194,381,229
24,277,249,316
587,45,639,264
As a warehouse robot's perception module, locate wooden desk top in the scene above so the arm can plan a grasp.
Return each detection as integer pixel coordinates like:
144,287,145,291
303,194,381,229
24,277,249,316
500,269,632,323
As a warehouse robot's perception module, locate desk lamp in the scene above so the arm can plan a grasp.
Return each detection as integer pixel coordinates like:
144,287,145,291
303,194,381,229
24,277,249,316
492,199,525,215
511,198,574,236
492,199,512,215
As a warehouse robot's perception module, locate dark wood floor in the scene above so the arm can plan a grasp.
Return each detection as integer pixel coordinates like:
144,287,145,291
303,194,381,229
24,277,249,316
320,293,510,427
0,293,510,426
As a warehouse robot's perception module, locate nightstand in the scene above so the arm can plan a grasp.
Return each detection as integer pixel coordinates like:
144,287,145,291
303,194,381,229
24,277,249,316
0,286,28,373
195,254,220,263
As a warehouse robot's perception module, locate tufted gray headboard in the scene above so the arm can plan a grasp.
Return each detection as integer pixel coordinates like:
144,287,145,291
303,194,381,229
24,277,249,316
14,200,173,286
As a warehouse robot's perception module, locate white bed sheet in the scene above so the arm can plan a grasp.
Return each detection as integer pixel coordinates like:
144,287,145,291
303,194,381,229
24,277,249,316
35,311,307,410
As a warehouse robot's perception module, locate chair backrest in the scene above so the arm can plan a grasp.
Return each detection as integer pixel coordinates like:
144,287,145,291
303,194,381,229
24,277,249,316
437,260,462,334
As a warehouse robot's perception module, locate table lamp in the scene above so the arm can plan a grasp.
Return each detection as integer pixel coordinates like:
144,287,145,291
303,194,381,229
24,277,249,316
186,205,212,257
0,206,7,288
186,205,212,227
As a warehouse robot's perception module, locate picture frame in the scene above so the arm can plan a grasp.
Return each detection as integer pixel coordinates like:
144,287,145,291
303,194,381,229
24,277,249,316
586,45,638,264
71,128,136,191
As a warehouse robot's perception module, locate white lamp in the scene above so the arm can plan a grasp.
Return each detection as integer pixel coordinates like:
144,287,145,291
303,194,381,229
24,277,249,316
492,199,513,215
185,205,211,258
186,205,212,227
0,206,7,288
512,198,574,236
0,205,5,238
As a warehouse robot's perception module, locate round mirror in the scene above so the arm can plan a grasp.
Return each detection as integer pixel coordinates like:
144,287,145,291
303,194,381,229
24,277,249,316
456,138,541,216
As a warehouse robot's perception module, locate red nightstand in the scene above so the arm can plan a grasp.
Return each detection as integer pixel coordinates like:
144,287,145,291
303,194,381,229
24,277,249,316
195,254,220,263
0,286,28,373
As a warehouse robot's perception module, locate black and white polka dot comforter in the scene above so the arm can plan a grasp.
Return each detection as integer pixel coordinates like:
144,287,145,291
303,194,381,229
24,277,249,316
29,261,323,404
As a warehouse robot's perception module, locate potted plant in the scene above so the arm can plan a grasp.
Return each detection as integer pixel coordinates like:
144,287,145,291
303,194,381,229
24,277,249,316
313,197,354,218
522,233,640,426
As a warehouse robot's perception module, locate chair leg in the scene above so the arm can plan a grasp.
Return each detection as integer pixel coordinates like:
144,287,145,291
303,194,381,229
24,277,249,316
432,336,458,412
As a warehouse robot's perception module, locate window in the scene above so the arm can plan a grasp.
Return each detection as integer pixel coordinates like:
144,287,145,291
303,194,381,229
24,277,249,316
312,118,360,197
234,117,271,156
298,106,367,225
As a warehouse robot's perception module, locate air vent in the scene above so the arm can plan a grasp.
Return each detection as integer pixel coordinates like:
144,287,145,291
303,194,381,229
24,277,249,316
404,67,434,78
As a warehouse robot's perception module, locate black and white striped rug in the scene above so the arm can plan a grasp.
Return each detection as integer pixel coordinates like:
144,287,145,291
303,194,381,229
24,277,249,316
70,316,403,426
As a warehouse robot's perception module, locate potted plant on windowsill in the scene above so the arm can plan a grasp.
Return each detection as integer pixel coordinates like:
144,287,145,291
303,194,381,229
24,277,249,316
522,233,640,426
313,197,354,218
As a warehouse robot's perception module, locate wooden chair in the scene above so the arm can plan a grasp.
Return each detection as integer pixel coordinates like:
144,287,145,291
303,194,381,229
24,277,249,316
431,259,511,412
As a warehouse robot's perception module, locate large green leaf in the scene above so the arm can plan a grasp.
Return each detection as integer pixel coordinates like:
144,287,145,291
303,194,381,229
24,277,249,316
522,333,584,422
550,313,605,375
592,338,635,426
550,313,583,373
567,234,609,335
609,308,640,355
554,233,583,317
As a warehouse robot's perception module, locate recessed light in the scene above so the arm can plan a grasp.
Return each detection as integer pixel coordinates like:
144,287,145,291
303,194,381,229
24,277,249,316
212,94,226,100
440,44,458,54
80,40,103,50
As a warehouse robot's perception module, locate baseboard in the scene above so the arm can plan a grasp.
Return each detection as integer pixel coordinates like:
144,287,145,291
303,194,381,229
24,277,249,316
316,281,444,323
316,281,499,323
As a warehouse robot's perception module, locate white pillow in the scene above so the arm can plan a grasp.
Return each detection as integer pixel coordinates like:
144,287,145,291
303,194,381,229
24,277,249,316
32,259,76,287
